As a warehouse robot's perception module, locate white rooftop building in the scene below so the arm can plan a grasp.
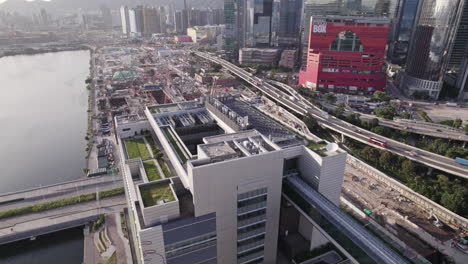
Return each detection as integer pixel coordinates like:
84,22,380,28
114,95,361,264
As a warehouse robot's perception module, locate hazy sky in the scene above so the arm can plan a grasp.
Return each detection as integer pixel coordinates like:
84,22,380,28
1,0,52,4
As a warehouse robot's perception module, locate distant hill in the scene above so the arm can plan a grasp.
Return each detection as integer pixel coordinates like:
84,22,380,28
0,0,223,13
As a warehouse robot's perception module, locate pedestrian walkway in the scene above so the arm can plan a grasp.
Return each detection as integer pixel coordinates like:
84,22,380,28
141,135,167,180
107,213,133,264
84,225,101,264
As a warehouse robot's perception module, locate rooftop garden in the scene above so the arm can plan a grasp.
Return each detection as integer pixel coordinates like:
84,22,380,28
125,138,152,160
143,161,161,181
139,181,175,207
307,141,327,150
145,136,160,157
145,135,172,177
159,160,173,178
162,128,188,163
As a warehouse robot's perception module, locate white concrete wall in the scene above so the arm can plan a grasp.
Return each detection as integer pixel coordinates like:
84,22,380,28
190,151,284,264
206,108,236,134
297,147,347,206
137,182,180,227
282,145,304,159
318,152,347,206
116,120,151,139
142,200,180,227
140,226,166,264
298,147,323,189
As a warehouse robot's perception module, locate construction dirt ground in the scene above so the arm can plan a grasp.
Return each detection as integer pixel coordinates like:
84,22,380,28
342,163,459,260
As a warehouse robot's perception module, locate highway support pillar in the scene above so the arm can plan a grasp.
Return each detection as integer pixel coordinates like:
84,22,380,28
341,133,345,143
427,167,433,176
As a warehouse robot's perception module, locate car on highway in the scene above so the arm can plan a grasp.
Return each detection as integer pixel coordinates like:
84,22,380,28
405,150,418,157
368,137,387,148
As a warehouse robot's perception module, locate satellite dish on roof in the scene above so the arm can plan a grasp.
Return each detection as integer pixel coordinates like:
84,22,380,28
326,143,339,153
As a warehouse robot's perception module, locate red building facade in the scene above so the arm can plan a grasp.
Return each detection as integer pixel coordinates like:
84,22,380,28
299,16,390,94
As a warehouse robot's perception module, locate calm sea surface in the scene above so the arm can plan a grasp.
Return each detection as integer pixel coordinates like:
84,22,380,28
0,50,90,193
0,226,84,264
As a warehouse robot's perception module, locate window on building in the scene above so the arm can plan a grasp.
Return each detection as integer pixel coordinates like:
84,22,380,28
329,31,363,52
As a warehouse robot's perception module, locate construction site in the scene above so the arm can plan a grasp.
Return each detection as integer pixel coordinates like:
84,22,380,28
341,162,463,263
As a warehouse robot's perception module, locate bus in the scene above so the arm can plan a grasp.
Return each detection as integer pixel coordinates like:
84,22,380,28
368,137,387,148
455,157,468,166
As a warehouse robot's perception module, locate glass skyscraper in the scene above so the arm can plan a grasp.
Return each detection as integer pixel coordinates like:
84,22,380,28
388,0,419,64
448,2,468,71
456,45,468,101
224,0,238,59
272,0,304,47
225,0,304,57
239,0,274,48
402,0,466,99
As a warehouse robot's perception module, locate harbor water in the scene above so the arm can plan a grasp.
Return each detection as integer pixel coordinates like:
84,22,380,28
0,50,90,193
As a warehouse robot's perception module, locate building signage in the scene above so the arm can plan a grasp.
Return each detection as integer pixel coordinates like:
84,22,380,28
313,22,327,33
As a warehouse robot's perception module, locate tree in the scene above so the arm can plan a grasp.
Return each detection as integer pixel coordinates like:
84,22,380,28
400,112,411,119
440,189,467,215
428,139,449,155
361,146,379,163
298,86,316,98
334,103,345,117
436,174,450,192
371,126,386,136
213,63,222,72
454,118,462,128
323,93,336,104
373,91,391,102
379,151,393,169
401,160,415,176
446,147,468,159
303,117,319,130
346,113,361,125
375,106,396,119
370,118,379,128
465,124,468,133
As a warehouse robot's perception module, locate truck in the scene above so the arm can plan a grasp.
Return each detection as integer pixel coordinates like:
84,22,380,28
368,137,387,148
455,157,468,166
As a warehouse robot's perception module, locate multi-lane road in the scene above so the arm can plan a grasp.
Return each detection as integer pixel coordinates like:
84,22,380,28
271,79,468,141
195,52,468,179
